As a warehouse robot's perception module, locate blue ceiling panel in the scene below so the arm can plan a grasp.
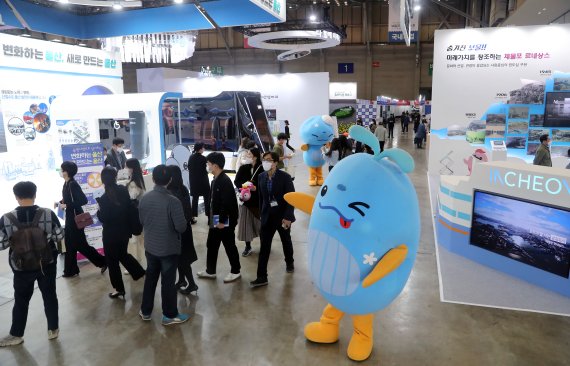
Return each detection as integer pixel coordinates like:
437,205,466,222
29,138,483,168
1,0,281,39
201,0,282,28
9,0,82,36
0,1,23,28
82,5,214,39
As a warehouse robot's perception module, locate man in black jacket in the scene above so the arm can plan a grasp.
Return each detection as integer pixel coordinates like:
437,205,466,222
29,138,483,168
250,152,296,288
197,152,241,283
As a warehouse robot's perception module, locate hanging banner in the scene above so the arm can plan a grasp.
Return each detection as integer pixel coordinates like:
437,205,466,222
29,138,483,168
61,143,105,257
388,0,418,44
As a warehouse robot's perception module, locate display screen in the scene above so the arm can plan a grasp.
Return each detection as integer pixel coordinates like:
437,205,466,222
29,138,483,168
470,190,570,278
544,92,570,127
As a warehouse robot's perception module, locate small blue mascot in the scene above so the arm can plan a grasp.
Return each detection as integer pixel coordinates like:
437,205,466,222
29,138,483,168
299,115,335,186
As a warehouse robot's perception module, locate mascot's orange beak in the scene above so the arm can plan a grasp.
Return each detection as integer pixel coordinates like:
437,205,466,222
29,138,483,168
284,192,315,215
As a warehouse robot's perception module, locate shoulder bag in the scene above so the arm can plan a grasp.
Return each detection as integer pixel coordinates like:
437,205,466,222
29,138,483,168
70,183,93,230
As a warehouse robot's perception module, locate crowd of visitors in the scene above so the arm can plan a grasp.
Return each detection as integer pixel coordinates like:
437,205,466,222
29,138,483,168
0,115,431,345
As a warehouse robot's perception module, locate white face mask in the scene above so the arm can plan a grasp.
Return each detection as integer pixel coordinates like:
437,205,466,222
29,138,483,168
117,148,124,154
242,157,253,165
206,164,213,174
262,161,273,171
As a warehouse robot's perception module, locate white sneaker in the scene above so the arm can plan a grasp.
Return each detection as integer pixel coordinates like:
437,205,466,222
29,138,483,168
48,329,59,340
223,273,241,283
197,271,216,279
0,335,23,347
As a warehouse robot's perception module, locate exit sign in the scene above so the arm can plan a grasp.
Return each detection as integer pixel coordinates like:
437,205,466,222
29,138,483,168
372,61,380,68
338,63,354,74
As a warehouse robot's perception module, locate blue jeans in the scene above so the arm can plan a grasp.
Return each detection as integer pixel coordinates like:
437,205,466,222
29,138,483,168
141,252,179,318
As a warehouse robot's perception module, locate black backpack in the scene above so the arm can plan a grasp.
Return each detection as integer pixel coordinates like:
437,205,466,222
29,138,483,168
6,210,53,272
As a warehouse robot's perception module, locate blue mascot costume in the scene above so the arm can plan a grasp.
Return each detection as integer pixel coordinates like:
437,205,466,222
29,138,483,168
285,125,420,361
299,115,335,186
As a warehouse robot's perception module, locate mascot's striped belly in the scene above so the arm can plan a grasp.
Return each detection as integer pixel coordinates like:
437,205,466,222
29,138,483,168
308,229,361,297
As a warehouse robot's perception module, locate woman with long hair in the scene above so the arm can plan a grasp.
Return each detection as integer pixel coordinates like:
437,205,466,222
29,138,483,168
97,167,145,299
167,165,198,294
323,138,341,172
234,147,263,256
187,143,210,224
126,158,146,262
60,161,107,277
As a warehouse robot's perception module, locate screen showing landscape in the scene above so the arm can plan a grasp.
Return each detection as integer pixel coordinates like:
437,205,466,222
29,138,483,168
544,92,570,127
470,190,570,278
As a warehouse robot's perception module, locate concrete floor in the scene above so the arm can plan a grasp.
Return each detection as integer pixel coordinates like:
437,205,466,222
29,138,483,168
0,131,569,366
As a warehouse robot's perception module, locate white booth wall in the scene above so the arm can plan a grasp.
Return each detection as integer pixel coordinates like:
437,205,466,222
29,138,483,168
0,33,123,217
136,69,330,149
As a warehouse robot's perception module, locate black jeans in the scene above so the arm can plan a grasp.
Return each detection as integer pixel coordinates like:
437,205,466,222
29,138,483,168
191,192,210,218
11,261,58,337
64,226,106,275
206,227,241,275
388,125,394,138
104,239,145,293
257,215,294,280
141,252,179,318
379,141,385,152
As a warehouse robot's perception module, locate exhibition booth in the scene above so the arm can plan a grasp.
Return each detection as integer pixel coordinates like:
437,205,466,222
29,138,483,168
136,68,330,149
430,24,570,315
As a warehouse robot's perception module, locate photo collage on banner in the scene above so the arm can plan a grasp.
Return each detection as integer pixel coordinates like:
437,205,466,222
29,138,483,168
430,25,570,175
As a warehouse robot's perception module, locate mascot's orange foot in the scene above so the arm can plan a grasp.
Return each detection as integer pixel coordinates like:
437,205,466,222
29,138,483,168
304,321,340,344
308,180,318,186
346,329,373,361
316,179,325,186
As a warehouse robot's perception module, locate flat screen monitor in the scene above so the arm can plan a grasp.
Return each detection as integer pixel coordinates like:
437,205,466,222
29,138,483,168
470,190,570,278
544,92,570,127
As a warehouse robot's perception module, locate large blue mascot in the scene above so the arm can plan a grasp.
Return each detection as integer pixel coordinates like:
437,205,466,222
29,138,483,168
285,125,420,361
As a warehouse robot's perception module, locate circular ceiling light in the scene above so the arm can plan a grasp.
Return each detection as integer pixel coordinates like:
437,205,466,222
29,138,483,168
277,49,311,62
246,30,341,51
113,3,123,10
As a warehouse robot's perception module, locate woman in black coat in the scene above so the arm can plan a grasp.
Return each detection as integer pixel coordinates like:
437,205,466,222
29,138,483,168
60,161,107,277
97,167,145,299
187,143,210,222
167,165,198,295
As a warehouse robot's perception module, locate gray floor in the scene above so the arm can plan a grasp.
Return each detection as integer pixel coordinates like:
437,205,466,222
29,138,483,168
0,131,569,366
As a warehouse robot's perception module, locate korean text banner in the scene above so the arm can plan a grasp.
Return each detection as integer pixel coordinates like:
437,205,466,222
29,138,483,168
429,24,570,177
388,0,418,43
61,143,105,254
0,33,121,77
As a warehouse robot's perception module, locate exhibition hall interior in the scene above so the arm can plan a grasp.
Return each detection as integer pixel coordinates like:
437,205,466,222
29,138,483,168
0,0,569,364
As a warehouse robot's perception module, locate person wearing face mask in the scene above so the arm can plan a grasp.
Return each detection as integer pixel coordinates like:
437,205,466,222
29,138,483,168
126,158,146,262
106,138,127,171
187,143,211,224
59,161,107,277
234,148,263,257
250,152,296,288
234,137,256,172
197,152,241,283
533,134,552,167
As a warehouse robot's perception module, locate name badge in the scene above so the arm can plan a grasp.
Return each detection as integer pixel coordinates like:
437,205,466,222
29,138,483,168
270,200,278,207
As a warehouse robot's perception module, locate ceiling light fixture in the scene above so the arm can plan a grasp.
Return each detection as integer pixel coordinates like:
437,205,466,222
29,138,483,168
112,2,123,10
59,0,69,4
174,0,183,3
414,5,421,11
309,14,317,21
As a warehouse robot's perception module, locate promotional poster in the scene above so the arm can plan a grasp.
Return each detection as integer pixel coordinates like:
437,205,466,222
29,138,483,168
430,24,570,176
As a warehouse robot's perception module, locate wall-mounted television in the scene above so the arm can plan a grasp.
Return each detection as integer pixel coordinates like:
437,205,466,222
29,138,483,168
544,92,570,127
470,190,570,278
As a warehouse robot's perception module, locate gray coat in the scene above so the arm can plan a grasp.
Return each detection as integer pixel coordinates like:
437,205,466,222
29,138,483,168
139,186,187,257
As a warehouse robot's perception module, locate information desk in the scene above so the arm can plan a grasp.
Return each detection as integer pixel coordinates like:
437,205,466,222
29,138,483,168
436,161,570,298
